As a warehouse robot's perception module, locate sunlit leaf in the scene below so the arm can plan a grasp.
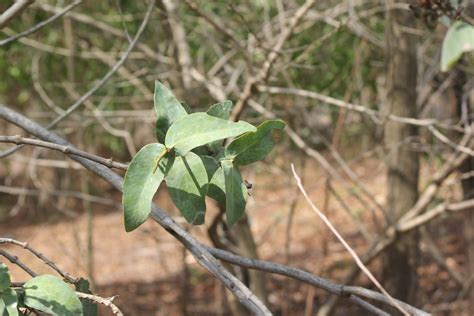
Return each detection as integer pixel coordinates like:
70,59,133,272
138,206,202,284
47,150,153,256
222,159,247,226
23,275,83,316
123,143,174,232
165,152,208,225
154,81,188,142
225,119,285,166
441,21,474,72
165,113,256,155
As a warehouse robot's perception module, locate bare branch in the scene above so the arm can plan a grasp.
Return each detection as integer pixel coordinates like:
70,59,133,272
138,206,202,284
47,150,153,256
0,249,37,277
0,238,78,283
76,292,124,316
0,1,82,46
0,0,35,30
291,164,410,316
0,135,128,170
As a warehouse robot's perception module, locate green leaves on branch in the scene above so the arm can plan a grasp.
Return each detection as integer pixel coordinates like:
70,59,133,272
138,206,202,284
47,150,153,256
122,80,285,231
165,113,256,155
441,21,474,72
123,143,173,232
23,275,83,316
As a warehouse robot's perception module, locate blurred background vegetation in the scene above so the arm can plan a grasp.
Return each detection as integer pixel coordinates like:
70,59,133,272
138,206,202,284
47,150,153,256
1,0,473,315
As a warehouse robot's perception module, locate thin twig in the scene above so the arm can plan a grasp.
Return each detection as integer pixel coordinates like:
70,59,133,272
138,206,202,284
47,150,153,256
291,164,410,316
76,292,124,316
0,135,128,170
0,238,78,283
0,249,37,277
0,1,82,46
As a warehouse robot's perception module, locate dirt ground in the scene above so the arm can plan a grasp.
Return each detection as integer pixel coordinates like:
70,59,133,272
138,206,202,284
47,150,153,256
0,154,471,315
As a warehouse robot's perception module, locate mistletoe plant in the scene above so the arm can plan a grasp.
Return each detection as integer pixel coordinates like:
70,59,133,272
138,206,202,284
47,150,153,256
122,81,285,232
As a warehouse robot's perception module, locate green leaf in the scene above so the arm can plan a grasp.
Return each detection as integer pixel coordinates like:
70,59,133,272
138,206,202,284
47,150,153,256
0,288,18,316
0,263,11,290
207,100,232,120
222,159,247,226
165,152,208,225
154,81,188,142
123,143,174,232
441,21,474,72
165,113,256,156
23,275,83,316
202,156,226,204
225,119,285,166
74,279,97,316
206,101,233,153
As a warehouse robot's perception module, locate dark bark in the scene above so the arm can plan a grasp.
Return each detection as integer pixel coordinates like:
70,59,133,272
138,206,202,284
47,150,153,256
382,0,420,304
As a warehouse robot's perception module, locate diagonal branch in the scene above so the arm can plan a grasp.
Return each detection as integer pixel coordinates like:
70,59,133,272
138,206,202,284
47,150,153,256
0,0,82,46
0,135,128,170
0,0,35,30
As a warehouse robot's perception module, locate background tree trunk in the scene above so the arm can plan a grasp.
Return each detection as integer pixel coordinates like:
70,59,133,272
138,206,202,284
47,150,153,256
382,0,420,304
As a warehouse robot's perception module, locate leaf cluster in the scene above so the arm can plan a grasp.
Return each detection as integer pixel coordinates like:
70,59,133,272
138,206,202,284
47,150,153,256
122,81,285,231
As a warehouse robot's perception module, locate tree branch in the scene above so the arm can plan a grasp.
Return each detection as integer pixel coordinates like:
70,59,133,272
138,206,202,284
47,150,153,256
0,135,128,170
0,1,82,46
0,0,35,30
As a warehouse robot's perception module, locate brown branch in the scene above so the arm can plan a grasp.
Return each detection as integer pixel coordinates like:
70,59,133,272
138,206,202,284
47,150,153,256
0,135,128,170
76,292,124,316
0,238,78,283
0,249,37,277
